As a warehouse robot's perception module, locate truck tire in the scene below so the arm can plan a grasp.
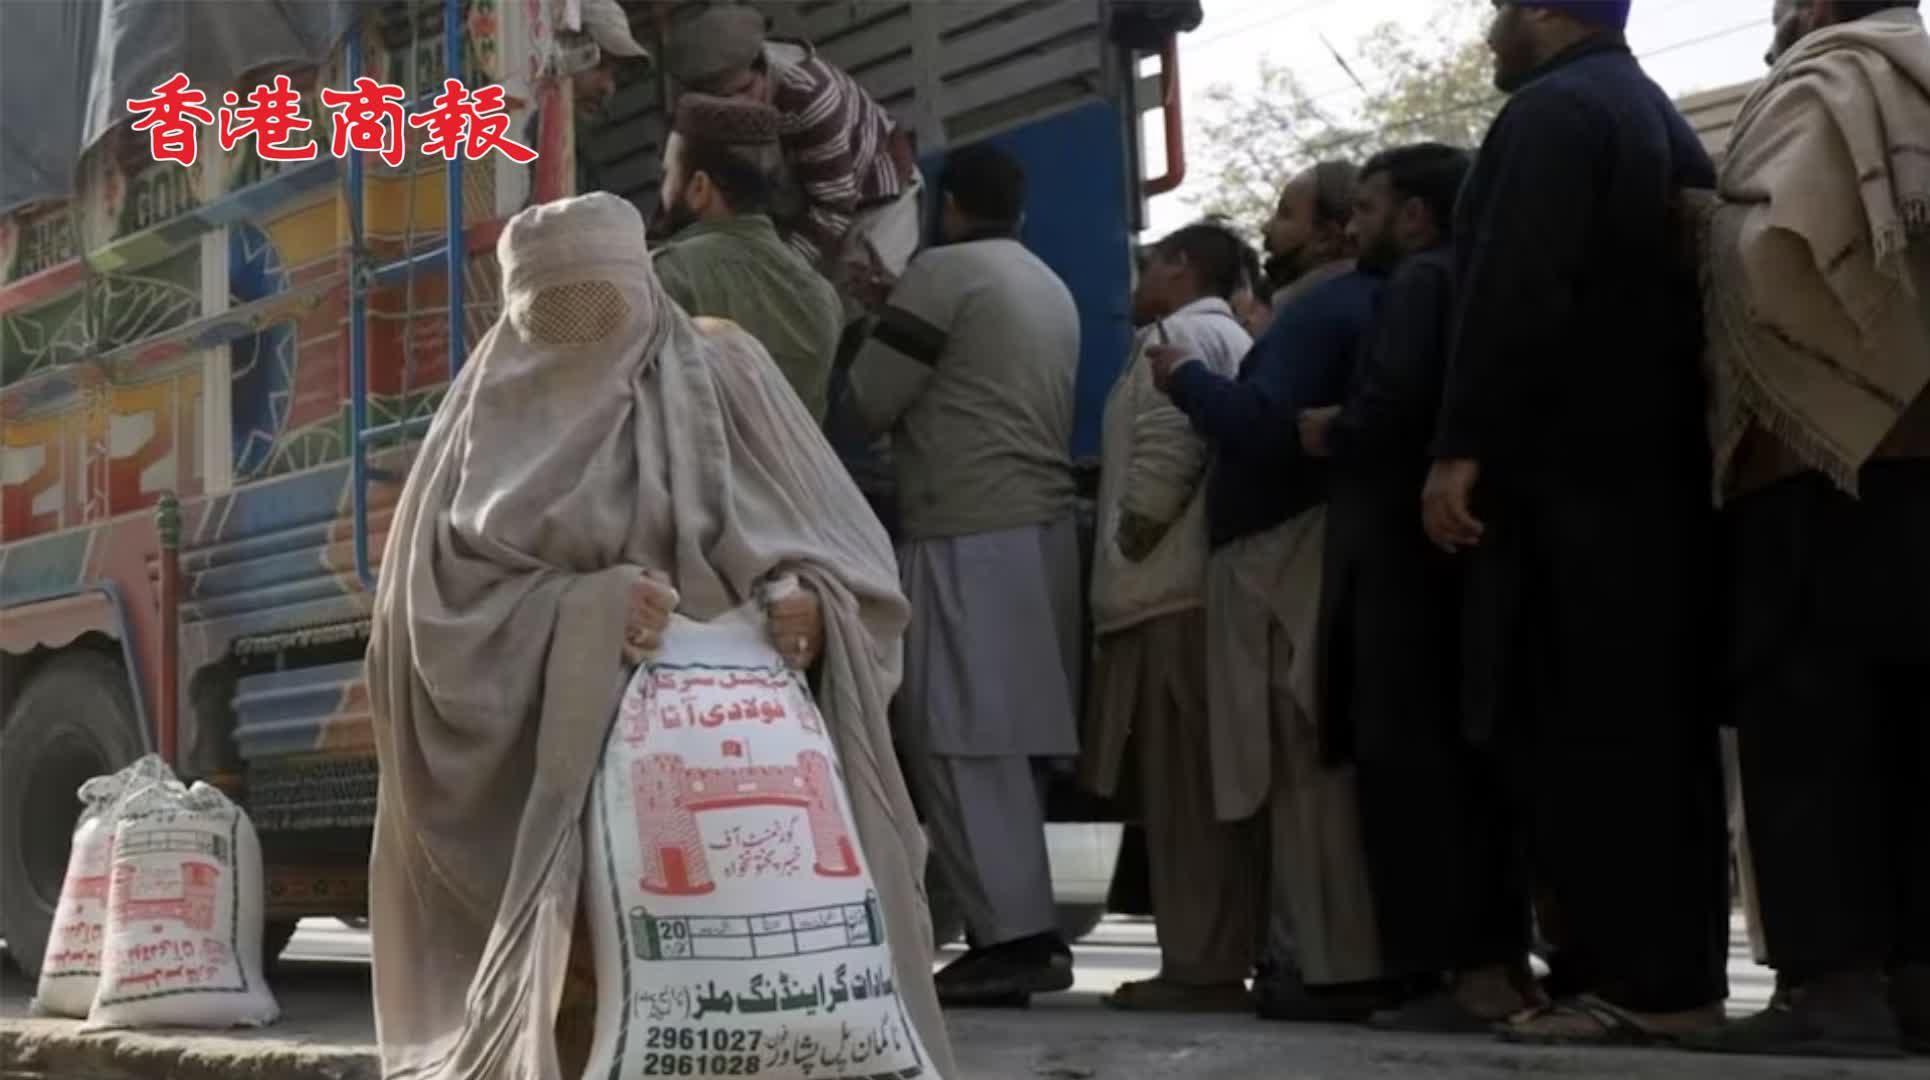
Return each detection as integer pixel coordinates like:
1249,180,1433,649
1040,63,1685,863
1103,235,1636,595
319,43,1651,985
0,652,145,979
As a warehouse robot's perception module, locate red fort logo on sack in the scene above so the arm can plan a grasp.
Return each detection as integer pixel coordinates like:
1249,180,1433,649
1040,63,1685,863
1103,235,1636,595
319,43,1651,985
126,73,537,166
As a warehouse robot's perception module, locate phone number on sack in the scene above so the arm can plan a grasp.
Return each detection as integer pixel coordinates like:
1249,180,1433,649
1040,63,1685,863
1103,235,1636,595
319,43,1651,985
641,1052,762,1076
643,1028,764,1075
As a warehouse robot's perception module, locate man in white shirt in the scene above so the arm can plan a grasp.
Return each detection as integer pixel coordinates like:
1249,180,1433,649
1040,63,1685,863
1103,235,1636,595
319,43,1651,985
1084,222,1260,1012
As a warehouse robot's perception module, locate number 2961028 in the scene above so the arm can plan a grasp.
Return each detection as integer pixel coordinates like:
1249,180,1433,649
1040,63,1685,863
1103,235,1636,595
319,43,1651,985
640,1051,762,1076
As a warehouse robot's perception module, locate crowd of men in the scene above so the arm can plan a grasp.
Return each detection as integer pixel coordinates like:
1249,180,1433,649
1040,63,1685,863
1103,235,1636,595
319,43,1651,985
567,0,1929,1062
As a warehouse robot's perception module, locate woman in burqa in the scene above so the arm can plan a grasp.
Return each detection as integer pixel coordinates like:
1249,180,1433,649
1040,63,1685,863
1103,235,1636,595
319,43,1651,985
365,192,955,1080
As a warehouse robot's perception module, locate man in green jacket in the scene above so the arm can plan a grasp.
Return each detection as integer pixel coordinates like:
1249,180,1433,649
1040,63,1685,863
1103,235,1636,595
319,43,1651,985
653,93,843,422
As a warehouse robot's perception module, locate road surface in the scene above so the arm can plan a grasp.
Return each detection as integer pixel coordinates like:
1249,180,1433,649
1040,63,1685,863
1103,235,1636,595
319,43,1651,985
5,917,1923,1078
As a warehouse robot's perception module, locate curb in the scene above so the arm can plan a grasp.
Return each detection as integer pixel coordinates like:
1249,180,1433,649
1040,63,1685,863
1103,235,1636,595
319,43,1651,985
0,1019,378,1080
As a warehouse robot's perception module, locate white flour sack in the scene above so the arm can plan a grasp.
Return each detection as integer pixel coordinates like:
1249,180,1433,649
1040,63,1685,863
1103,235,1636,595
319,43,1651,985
584,598,938,1080
83,780,278,1030
32,755,177,1018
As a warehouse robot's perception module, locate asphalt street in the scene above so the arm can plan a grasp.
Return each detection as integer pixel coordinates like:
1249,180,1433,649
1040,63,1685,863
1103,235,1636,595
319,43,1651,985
14,915,1928,1078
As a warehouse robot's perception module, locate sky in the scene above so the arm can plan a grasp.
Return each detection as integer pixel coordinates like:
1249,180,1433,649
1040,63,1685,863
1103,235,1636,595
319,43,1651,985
1143,0,1779,235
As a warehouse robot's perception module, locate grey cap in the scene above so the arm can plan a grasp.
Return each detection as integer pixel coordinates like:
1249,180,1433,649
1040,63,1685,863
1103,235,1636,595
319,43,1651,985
579,0,650,60
666,5,768,88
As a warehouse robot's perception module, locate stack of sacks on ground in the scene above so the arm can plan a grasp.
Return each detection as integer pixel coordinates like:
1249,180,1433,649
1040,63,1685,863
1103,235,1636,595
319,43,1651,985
31,754,280,1030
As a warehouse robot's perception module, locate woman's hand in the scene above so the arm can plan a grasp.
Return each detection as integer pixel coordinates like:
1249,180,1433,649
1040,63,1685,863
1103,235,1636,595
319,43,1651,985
623,570,678,666
767,581,824,671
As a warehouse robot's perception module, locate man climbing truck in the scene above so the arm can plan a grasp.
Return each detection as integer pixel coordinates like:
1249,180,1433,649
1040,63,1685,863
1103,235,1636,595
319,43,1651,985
0,0,1198,976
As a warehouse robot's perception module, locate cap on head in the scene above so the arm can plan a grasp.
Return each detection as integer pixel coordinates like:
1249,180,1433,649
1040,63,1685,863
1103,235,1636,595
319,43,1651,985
666,5,768,88
1511,0,1633,30
579,0,652,60
672,92,781,148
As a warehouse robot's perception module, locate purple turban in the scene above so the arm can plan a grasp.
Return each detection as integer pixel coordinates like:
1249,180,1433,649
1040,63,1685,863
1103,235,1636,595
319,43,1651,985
1513,0,1632,30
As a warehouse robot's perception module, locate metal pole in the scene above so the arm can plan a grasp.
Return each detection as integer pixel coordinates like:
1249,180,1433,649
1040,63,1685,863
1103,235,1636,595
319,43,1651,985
155,492,182,768
445,0,466,378
347,24,374,589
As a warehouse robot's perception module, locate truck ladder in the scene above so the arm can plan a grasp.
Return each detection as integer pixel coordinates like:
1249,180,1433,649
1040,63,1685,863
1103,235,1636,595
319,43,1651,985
344,0,468,589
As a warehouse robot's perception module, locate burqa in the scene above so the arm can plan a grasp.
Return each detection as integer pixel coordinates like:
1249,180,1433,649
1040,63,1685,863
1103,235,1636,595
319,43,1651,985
1434,37,1730,1014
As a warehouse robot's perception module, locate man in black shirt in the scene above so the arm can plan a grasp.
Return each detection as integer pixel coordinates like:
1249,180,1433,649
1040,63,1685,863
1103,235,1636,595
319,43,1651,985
1420,0,1730,1045
1302,141,1540,1033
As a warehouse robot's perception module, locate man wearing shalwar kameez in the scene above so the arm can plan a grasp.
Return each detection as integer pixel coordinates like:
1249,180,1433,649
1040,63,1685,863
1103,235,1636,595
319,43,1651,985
1149,162,1391,1022
846,144,1084,1005
1682,0,1930,1059
1085,222,1261,1013
1420,0,1731,1047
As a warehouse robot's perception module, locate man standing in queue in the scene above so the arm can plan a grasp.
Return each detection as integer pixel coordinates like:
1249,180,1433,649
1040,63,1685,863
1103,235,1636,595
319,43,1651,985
1300,142,1543,1032
1420,0,1731,1044
1683,0,1930,1058
1149,162,1390,1022
844,145,1084,1006
1087,222,1261,1014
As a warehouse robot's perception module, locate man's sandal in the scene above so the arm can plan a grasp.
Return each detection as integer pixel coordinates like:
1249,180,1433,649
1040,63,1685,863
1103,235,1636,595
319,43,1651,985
1495,995,1692,1048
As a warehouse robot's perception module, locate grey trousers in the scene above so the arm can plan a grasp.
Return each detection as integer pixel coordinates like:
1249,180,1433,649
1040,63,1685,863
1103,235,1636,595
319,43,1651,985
915,754,1057,947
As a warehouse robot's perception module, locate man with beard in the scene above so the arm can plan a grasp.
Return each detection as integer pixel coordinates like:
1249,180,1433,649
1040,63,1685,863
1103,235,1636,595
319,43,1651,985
651,93,843,422
1147,162,1391,1022
1299,142,1541,1033
1261,163,1357,314
845,144,1083,1006
1680,0,1930,1059
1420,0,1731,1045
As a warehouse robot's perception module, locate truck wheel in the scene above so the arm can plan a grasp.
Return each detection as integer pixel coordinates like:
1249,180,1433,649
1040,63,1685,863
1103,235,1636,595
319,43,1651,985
0,653,144,979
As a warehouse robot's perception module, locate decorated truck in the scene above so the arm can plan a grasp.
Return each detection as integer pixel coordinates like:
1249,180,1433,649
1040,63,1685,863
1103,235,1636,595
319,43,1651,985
0,0,1195,975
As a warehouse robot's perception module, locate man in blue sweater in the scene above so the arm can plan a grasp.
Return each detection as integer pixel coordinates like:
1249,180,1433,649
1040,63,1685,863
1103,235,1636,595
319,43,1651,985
1148,161,1390,1021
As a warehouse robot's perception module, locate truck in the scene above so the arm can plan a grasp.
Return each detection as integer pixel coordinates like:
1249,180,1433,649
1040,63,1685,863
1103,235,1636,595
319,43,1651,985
0,0,1195,976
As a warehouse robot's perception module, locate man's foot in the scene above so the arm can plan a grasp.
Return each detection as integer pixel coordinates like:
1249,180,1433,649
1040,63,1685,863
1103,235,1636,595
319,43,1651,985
1255,968,1401,1024
935,933,1073,1008
1374,965,1537,1034
1498,994,1724,1048
1105,977,1252,1013
1681,971,1903,1059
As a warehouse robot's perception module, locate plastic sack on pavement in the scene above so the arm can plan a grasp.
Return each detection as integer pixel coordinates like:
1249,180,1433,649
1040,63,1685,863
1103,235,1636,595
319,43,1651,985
84,780,279,1030
583,595,938,1079
31,755,177,1018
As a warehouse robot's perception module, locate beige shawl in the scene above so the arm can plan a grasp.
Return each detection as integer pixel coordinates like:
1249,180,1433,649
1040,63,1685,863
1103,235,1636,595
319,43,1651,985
1699,7,1930,501
366,193,953,1080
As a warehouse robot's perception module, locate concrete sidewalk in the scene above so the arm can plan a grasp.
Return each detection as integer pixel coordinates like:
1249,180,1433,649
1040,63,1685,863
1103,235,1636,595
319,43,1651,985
4,960,1926,1080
